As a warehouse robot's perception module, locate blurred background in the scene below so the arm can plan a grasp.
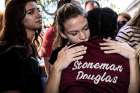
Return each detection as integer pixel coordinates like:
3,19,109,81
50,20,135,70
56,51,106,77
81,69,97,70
0,0,140,28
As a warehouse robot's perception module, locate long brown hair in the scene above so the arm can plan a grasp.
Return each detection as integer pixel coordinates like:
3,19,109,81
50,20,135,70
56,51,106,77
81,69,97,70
0,11,4,32
53,3,87,48
0,0,39,56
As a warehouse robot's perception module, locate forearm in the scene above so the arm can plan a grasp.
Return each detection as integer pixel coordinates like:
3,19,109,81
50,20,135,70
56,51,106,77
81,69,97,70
45,65,62,93
128,57,140,93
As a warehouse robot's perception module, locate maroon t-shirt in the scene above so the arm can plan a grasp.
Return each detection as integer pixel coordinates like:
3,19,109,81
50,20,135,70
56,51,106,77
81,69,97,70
60,39,130,93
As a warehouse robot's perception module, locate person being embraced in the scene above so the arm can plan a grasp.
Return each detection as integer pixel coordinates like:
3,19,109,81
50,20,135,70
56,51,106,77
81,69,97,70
59,7,139,93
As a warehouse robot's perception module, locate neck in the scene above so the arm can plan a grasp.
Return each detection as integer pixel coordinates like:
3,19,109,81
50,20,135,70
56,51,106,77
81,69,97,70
26,29,36,44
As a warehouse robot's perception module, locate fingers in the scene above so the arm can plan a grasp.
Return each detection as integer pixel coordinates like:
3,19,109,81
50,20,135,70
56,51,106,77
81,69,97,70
103,49,118,54
64,43,78,50
65,45,87,54
72,56,84,62
55,45,87,71
100,39,117,46
67,46,87,59
58,45,87,62
72,46,87,53
73,49,86,57
100,46,114,50
99,42,114,46
100,39,119,54
102,38,118,43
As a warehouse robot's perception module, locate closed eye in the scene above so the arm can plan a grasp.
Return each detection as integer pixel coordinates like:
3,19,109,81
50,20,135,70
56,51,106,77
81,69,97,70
70,32,78,36
82,24,89,31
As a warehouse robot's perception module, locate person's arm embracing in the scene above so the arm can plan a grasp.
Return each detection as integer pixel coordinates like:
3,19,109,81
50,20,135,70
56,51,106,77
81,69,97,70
128,55,139,93
45,45,87,93
100,39,139,93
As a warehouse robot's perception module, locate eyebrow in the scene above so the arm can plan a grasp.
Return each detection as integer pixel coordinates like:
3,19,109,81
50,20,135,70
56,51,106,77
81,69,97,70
26,7,39,12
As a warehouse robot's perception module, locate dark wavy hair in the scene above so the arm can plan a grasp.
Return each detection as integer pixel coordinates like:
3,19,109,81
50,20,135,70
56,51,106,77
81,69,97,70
0,0,37,55
87,7,118,39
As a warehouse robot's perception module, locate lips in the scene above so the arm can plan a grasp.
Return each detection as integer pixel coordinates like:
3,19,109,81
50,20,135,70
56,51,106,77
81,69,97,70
36,19,42,23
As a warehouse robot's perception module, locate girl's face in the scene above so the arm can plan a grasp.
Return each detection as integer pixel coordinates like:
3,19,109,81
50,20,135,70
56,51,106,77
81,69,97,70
62,15,90,44
23,1,42,31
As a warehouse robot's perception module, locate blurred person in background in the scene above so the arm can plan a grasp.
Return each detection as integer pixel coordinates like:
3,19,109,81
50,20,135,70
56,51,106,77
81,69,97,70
84,0,100,12
117,12,131,30
116,8,140,49
38,0,72,77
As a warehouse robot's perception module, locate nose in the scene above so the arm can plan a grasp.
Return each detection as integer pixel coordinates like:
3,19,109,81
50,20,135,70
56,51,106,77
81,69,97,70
79,31,87,40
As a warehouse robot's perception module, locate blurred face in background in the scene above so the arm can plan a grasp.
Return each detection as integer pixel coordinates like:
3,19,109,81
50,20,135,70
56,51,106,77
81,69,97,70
117,15,129,30
85,2,99,12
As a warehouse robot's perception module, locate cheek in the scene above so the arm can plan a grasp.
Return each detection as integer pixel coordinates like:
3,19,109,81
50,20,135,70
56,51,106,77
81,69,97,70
23,18,33,27
23,16,34,26
84,29,90,37
87,30,90,38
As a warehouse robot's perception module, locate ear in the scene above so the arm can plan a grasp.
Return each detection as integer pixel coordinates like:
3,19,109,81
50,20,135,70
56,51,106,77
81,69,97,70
59,32,68,39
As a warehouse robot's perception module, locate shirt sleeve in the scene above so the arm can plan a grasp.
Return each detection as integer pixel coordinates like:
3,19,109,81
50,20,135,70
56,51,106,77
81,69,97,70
0,49,22,92
116,25,134,42
39,27,56,57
